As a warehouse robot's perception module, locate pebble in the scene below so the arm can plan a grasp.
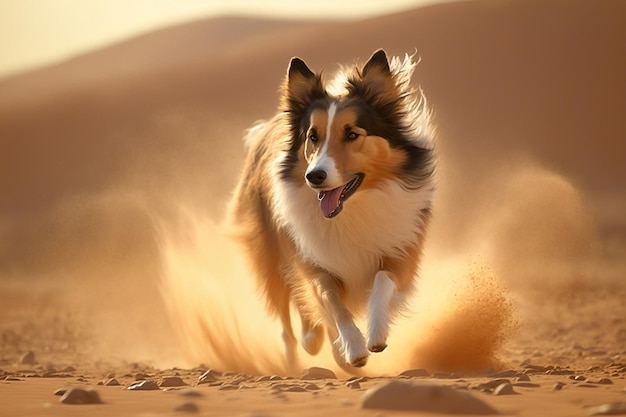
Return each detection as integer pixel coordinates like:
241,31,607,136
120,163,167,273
594,378,613,385
399,368,430,378
59,387,103,405
516,374,531,382
301,367,337,380
304,383,321,391
283,386,308,393
128,380,160,391
359,380,497,414
104,378,121,386
552,382,566,391
587,402,626,416
197,369,220,384
20,351,36,365
174,402,199,413
492,369,518,378
493,383,517,396
160,376,188,387
346,380,361,389
475,379,511,390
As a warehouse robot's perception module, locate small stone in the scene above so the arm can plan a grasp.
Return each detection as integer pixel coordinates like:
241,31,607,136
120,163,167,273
493,383,517,396
53,388,67,396
301,367,337,380
399,368,430,378
174,402,199,413
160,376,188,387
594,378,613,385
304,383,321,391
197,369,220,384
20,351,36,365
515,374,531,382
476,379,511,390
359,380,497,414
552,382,566,391
128,380,160,391
255,375,271,382
492,369,518,378
104,378,121,386
286,385,309,392
587,402,626,416
59,387,103,404
346,380,361,389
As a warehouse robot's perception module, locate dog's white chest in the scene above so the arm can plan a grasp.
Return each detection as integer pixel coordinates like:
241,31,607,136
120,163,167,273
272,179,433,293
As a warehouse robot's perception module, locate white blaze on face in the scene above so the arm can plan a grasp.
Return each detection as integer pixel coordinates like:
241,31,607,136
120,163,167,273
305,102,341,188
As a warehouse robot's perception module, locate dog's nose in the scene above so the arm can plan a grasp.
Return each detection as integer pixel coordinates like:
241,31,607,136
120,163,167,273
306,169,327,186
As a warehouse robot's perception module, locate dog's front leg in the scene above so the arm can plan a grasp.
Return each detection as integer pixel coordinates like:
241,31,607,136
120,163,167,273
313,273,369,367
367,270,398,352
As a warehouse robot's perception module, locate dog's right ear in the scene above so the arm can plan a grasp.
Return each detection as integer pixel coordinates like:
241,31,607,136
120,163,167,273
281,57,325,115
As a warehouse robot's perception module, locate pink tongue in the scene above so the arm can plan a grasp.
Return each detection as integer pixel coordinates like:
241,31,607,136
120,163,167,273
320,186,343,217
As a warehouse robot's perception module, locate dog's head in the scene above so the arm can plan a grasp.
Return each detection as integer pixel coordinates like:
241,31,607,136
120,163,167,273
279,49,432,218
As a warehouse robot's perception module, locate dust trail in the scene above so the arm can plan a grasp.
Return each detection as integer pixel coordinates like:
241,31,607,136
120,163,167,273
158,209,339,375
158,159,602,376
157,209,515,376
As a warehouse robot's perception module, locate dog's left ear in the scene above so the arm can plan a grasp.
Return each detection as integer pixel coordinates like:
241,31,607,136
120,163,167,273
348,49,397,107
362,49,391,78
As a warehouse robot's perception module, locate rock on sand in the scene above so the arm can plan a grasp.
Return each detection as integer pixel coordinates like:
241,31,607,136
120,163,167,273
301,367,337,380
128,380,160,391
59,387,103,405
360,380,497,415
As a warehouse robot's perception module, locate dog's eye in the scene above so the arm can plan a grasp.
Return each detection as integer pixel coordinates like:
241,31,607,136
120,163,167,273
346,132,360,141
308,133,319,143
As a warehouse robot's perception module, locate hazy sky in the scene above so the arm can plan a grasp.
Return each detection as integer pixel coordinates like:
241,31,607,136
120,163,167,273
0,0,453,78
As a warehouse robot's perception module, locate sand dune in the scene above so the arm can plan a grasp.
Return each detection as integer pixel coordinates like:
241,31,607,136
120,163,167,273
1,0,625,414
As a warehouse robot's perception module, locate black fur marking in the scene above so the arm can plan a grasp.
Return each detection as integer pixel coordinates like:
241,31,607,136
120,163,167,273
340,100,434,190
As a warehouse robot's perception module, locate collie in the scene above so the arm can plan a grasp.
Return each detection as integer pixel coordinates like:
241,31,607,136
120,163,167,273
226,49,436,371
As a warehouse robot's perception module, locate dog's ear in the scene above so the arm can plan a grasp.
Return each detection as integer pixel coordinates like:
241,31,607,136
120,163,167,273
281,57,325,114
362,49,391,78
347,49,398,108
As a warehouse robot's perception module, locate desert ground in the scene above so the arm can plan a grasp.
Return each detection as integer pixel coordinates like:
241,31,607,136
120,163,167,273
1,0,625,415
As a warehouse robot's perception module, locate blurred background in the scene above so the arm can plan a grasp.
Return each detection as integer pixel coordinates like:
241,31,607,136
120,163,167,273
1,0,624,372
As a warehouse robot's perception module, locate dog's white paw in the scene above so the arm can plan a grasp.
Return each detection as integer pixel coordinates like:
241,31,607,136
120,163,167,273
336,325,369,367
367,325,389,353
366,270,395,353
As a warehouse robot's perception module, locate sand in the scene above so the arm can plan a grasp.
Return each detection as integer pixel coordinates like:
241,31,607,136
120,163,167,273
1,0,625,415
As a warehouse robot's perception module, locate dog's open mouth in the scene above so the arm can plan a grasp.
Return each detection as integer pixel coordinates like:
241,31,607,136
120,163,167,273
317,173,364,218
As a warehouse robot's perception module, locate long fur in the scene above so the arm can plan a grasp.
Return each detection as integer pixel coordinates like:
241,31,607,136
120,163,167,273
226,49,436,372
